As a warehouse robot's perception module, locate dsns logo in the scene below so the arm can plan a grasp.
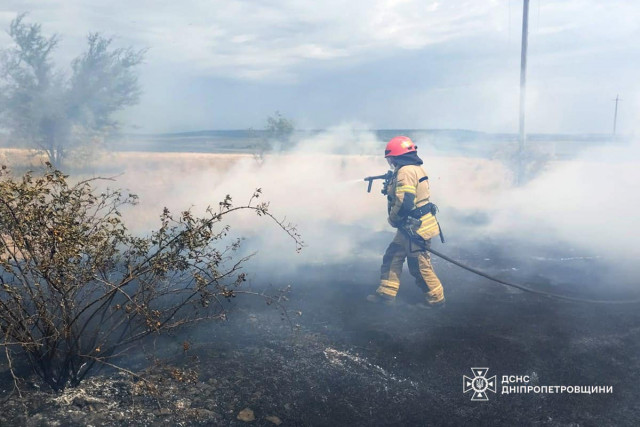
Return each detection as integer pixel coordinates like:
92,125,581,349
463,368,497,401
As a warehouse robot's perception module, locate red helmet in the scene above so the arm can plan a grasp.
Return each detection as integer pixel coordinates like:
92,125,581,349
385,136,417,157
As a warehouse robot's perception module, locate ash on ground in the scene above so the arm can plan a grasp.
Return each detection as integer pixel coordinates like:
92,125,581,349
1,240,639,426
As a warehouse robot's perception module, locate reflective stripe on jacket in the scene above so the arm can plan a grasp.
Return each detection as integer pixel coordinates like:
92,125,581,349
387,164,430,226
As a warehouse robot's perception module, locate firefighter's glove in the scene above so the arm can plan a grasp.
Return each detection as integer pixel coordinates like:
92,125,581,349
388,216,406,229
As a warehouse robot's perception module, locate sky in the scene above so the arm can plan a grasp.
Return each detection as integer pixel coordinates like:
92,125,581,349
1,0,639,134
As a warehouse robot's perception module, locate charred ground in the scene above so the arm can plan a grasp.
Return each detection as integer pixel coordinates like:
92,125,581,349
1,236,639,426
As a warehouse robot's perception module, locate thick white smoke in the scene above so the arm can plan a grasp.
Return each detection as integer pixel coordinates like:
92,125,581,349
102,126,639,286
112,126,389,269
489,140,640,262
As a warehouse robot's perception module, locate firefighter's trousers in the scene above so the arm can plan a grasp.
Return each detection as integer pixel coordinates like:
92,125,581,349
377,230,444,304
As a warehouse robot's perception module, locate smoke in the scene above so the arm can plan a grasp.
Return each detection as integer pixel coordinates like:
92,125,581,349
99,127,385,277
98,126,639,291
107,126,505,266
489,140,640,264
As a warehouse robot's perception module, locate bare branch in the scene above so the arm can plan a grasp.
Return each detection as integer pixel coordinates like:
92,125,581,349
0,166,301,390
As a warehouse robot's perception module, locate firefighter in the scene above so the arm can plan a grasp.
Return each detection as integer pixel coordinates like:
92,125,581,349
367,136,445,308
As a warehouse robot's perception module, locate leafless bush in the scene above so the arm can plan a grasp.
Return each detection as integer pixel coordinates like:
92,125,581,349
0,164,302,392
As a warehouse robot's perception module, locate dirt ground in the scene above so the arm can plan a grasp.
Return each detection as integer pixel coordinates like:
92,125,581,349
1,148,637,425
1,235,638,426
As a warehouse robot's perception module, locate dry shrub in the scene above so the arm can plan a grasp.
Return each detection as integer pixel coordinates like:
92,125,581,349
0,164,302,391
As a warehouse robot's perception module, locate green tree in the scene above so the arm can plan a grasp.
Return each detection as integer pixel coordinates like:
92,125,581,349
252,111,295,163
0,14,145,168
265,111,294,143
0,165,302,391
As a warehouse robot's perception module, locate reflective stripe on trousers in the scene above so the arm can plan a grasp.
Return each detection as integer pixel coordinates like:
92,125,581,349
377,230,444,303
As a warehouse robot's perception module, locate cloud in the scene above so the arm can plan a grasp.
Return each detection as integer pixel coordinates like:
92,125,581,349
1,1,639,133
0,1,504,81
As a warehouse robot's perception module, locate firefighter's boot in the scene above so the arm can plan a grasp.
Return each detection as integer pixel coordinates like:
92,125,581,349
366,293,396,306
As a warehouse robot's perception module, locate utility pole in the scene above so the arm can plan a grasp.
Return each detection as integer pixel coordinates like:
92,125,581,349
612,94,621,139
517,0,530,184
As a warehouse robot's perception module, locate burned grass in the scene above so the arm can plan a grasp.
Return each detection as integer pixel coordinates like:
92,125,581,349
1,238,639,426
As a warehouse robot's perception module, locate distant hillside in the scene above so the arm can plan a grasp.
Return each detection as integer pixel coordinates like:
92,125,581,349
105,129,621,159
1,128,623,158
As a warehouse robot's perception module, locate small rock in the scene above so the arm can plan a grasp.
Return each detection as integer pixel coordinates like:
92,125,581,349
175,398,192,409
284,403,292,411
237,408,255,422
266,415,283,425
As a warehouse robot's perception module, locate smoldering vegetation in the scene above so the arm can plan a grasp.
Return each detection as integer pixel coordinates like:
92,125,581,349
85,127,640,294
1,128,640,425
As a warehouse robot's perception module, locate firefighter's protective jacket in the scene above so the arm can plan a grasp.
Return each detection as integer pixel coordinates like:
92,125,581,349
386,164,431,228
377,151,445,304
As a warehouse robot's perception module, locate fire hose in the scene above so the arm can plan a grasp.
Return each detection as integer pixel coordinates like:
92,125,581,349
426,245,640,305
363,173,640,304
